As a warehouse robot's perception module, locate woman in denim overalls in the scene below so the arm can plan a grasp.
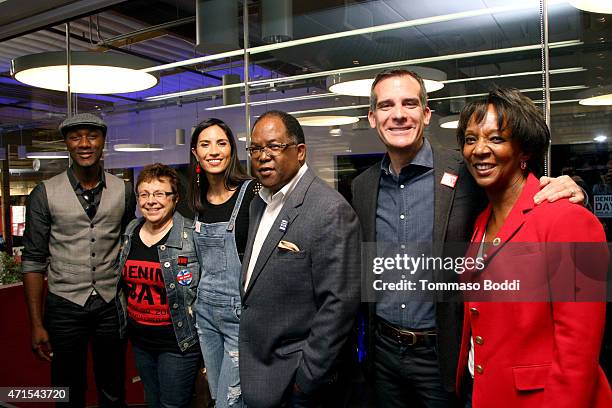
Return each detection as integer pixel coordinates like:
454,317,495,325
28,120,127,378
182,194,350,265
189,118,257,408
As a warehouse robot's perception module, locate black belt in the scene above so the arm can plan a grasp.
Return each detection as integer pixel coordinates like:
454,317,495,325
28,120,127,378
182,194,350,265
377,319,437,347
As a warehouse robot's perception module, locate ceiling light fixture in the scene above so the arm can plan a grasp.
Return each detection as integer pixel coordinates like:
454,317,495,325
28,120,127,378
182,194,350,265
594,135,608,142
11,52,159,94
113,144,164,152
294,107,365,127
206,93,337,111
329,126,343,137
222,74,241,105
8,168,36,174
291,85,585,116
145,40,581,102
26,151,70,159
442,67,586,84
578,86,612,106
176,129,186,145
143,1,567,73
289,105,369,115
150,65,582,106
569,0,612,14
327,66,446,97
439,115,460,129
429,85,587,103
297,116,360,127
261,0,293,43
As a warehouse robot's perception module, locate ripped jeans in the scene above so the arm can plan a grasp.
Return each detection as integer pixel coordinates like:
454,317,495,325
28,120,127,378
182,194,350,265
195,296,243,408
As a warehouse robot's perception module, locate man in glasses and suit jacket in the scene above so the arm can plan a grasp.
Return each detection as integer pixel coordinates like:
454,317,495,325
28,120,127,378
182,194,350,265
22,113,136,408
240,111,361,408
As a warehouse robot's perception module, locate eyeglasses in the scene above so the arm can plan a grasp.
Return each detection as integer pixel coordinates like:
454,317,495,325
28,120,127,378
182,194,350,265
137,191,175,201
245,143,297,158
81,190,97,219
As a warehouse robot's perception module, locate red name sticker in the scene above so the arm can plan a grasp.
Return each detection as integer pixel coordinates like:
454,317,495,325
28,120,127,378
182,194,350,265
441,172,458,188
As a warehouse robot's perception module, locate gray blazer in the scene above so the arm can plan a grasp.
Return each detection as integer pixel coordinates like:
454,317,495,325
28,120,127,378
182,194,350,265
351,143,487,392
240,168,361,408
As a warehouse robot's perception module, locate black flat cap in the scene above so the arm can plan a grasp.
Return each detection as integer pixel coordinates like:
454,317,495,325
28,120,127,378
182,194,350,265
59,113,107,137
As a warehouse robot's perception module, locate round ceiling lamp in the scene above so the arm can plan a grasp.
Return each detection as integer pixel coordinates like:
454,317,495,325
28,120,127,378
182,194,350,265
11,52,159,94
578,86,612,106
569,0,612,14
297,115,360,127
327,66,446,97
113,144,164,152
439,115,460,129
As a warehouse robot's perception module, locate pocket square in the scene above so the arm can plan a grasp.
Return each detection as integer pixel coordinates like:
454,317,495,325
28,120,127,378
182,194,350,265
278,240,300,252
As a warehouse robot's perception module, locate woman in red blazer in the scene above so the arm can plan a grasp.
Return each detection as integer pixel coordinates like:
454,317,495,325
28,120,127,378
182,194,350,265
455,87,611,408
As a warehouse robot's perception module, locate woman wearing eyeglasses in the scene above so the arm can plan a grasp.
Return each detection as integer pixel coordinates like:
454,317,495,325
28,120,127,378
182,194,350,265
190,118,257,408
117,163,201,408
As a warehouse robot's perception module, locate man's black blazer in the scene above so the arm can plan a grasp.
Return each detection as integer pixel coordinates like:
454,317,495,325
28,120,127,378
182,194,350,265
351,143,487,392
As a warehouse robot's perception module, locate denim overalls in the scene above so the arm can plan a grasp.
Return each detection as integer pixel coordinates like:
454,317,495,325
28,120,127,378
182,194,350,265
194,180,251,408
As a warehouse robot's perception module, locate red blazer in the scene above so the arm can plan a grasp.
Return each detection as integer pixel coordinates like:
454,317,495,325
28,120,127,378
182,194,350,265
456,174,611,408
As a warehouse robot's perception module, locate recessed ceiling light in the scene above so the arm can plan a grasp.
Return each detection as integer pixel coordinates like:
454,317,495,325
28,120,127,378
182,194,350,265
26,151,69,159
569,0,612,14
113,144,164,152
439,115,460,129
594,135,608,142
11,52,159,94
297,116,360,127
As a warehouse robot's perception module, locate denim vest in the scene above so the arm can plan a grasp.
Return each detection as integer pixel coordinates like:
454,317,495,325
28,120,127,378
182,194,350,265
117,211,200,351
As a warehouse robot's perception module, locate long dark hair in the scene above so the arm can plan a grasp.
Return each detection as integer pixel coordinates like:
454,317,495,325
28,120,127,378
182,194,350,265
189,118,250,213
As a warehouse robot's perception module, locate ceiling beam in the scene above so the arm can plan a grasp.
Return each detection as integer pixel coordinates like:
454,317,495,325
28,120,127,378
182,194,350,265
0,0,126,42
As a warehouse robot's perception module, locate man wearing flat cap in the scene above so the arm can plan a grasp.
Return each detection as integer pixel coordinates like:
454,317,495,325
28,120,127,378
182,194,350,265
22,113,135,407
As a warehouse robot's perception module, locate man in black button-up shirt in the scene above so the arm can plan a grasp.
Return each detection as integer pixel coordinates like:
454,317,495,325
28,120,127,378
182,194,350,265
22,113,135,408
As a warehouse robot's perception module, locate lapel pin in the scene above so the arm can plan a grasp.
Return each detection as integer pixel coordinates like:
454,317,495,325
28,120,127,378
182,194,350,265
195,221,201,233
441,172,458,188
279,219,288,232
176,269,193,286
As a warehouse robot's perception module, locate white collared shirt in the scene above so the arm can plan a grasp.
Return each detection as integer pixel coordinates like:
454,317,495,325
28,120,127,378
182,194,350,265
244,163,309,289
